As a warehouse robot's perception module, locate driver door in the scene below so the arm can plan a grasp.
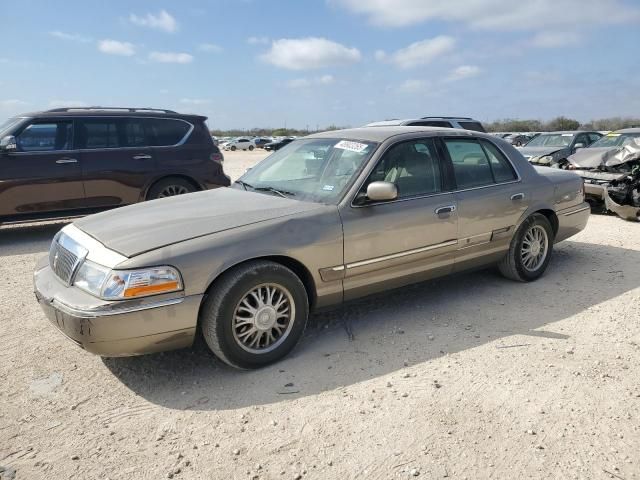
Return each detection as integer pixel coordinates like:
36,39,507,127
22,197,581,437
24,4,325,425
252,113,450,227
339,138,458,300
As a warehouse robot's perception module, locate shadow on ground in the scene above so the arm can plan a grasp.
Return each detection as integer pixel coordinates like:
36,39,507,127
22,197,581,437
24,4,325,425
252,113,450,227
0,222,68,256
103,240,640,411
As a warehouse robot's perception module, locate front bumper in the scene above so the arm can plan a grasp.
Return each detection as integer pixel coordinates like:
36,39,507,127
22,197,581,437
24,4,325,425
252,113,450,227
34,258,203,357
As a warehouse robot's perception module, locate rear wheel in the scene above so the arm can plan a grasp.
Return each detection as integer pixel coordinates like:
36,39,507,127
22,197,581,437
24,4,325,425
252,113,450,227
498,213,554,282
248,145,254,151
200,261,309,369
147,177,196,200
230,145,236,151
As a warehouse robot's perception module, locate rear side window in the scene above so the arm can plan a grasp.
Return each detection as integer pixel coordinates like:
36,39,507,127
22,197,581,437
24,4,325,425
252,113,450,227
145,119,191,146
458,121,486,133
79,119,120,149
480,140,517,183
16,121,73,152
444,139,516,189
124,119,146,147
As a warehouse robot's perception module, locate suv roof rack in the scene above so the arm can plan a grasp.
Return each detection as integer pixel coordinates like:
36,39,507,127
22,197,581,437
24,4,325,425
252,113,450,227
46,106,177,114
420,116,474,120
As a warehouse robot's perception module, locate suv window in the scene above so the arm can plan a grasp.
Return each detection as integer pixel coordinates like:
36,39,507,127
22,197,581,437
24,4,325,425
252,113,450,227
16,121,73,152
145,118,191,146
124,119,147,147
79,119,120,149
444,139,495,189
408,120,452,128
363,139,442,199
458,121,486,133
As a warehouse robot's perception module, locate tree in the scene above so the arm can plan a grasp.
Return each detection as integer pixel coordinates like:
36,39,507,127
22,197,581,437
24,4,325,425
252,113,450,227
545,116,580,131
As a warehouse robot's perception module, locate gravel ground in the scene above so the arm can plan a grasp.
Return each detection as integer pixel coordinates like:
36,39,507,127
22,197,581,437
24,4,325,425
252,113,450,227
1,150,639,480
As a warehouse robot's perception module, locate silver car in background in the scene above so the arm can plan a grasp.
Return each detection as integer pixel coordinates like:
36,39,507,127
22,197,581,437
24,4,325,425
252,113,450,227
34,127,590,369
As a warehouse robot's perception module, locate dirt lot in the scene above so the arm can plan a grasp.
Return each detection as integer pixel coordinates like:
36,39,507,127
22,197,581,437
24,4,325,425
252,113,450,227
1,150,639,480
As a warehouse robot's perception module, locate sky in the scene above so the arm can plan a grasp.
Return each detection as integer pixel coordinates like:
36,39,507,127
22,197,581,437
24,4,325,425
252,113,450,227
1,0,639,129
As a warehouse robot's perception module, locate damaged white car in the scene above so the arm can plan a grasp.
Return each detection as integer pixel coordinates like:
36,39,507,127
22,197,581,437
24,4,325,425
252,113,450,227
567,128,640,221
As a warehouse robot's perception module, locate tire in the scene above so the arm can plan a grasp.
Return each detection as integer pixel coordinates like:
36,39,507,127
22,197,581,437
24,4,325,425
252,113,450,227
147,177,196,200
249,145,254,151
200,260,309,369
498,213,555,282
230,146,236,151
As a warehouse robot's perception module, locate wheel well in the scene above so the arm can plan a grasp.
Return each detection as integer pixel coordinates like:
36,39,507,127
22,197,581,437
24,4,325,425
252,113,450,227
203,256,317,309
145,175,202,200
535,209,559,236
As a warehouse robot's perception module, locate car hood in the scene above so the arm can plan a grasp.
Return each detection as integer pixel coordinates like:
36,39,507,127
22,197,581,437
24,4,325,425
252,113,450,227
73,188,324,257
517,146,566,158
568,144,640,169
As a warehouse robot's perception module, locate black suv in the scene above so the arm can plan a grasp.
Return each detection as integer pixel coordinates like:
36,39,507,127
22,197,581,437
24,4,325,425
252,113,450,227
0,107,230,224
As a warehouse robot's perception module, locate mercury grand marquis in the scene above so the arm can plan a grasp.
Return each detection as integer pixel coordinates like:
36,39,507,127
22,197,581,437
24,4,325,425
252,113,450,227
34,127,590,369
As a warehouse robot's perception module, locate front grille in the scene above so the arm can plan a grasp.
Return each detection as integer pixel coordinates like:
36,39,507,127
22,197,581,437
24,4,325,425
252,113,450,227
49,233,87,285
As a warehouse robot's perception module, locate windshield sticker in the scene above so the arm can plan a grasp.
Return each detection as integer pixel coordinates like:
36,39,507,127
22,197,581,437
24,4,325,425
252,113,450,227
334,140,368,153
606,133,621,137
561,134,573,137
322,185,335,191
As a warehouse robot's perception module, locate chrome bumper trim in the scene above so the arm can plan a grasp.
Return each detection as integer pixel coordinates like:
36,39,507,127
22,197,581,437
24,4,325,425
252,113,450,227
562,206,591,217
44,296,185,319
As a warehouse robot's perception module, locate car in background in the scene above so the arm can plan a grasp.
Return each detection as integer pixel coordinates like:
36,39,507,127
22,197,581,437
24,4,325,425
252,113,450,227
517,131,602,168
211,135,219,146
505,133,537,147
0,107,230,225
35,126,589,368
253,137,273,149
366,116,486,132
264,137,294,151
567,128,640,221
223,137,256,151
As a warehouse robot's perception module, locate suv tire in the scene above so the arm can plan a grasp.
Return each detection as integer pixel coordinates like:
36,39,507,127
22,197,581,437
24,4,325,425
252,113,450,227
200,261,309,369
147,177,196,200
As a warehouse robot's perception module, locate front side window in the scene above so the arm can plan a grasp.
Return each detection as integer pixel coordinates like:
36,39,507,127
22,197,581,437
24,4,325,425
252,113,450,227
361,139,442,199
588,133,602,144
124,119,147,147
444,139,494,189
238,138,377,204
16,121,73,152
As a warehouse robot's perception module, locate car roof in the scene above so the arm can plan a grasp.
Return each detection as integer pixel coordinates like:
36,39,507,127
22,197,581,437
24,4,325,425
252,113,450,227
18,107,207,121
307,126,480,143
614,127,640,133
537,130,596,135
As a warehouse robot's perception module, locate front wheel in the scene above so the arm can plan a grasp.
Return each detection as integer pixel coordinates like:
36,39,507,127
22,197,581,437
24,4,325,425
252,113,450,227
147,177,196,200
248,145,254,151
230,146,236,151
498,213,554,282
200,261,309,369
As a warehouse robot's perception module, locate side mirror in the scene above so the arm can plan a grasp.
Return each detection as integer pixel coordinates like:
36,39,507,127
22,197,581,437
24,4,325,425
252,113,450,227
366,181,398,202
0,135,17,152
574,143,585,150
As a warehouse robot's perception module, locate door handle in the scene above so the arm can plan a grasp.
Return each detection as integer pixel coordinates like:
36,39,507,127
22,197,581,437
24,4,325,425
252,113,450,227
435,205,456,215
55,158,78,164
511,193,525,201
133,154,152,160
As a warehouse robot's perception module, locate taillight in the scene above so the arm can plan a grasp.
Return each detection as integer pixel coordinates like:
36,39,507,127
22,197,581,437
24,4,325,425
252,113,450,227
210,152,224,164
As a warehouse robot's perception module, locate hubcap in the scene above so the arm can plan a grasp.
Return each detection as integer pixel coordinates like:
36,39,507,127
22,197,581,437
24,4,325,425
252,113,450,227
158,185,189,198
521,225,549,272
232,283,295,354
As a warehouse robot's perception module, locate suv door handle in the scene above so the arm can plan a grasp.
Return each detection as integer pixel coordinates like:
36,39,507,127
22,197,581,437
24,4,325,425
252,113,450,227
55,158,78,164
435,205,456,215
133,154,152,160
511,193,525,201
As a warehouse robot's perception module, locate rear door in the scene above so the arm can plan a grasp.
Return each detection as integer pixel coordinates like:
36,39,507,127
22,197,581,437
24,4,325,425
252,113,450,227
440,137,528,272
78,117,155,207
0,119,85,218
340,137,458,300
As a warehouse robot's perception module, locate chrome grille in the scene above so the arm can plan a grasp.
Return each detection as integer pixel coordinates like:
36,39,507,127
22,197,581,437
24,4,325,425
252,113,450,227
49,232,88,285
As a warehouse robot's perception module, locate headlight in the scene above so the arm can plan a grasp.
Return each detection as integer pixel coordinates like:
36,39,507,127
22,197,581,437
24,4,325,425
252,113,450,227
536,155,554,165
74,263,182,300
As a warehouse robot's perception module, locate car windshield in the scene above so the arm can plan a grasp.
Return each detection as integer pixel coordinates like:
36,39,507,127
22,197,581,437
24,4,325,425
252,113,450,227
525,133,574,148
0,117,25,138
589,132,640,148
237,138,378,204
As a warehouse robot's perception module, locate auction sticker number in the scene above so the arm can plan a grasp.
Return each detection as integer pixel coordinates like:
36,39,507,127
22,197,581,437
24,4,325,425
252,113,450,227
335,140,368,153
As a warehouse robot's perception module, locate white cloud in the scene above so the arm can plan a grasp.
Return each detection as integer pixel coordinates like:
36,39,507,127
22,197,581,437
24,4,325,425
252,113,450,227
530,31,581,48
129,10,178,33
98,39,135,56
397,79,430,93
149,52,193,64
261,37,361,70
286,75,336,89
247,36,269,45
446,65,481,81
378,36,455,69
49,31,91,43
48,100,89,108
179,98,211,105
332,0,640,30
198,43,223,53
